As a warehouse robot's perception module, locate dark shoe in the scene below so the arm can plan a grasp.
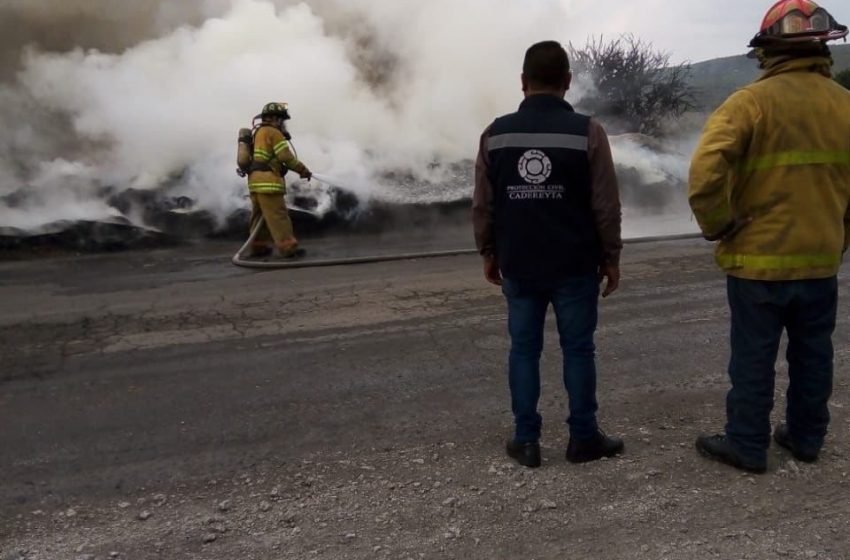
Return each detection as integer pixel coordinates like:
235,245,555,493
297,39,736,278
566,431,624,464
774,424,819,463
506,439,541,468
695,434,767,474
277,247,306,259
248,246,273,258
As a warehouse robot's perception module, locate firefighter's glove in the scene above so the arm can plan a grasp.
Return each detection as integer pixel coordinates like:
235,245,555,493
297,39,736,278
298,167,312,181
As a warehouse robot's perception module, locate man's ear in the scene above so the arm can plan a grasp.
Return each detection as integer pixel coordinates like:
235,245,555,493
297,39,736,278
565,70,572,92
521,72,529,93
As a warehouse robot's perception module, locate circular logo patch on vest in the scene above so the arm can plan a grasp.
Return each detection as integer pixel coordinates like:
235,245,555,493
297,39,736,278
518,150,552,185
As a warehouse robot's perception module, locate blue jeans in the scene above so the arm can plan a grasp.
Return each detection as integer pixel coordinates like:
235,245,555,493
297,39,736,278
502,275,600,443
726,276,837,464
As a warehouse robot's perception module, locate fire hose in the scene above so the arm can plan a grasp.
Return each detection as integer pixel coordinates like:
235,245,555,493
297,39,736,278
231,215,701,270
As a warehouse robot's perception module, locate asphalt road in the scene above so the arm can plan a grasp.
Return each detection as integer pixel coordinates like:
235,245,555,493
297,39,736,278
1,239,849,560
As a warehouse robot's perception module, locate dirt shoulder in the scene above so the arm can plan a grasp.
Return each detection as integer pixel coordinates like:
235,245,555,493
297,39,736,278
1,240,849,559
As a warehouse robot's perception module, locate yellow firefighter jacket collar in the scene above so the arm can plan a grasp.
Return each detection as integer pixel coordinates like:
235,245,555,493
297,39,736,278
757,55,832,81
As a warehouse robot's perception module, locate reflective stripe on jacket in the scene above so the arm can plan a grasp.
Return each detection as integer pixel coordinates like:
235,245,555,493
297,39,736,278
247,125,306,194
688,56,850,280
484,95,605,280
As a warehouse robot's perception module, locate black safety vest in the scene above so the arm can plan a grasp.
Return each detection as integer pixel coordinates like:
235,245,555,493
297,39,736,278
487,95,603,280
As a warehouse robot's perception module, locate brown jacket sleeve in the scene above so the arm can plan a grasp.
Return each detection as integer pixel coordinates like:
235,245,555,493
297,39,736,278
587,119,622,266
472,125,495,258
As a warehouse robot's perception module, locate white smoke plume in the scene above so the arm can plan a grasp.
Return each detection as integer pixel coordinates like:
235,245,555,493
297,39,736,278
0,0,692,233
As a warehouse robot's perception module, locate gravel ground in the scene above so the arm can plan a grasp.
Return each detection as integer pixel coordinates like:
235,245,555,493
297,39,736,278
1,238,849,559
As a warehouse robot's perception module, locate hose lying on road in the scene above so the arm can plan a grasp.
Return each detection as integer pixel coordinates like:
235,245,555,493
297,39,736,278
232,216,702,270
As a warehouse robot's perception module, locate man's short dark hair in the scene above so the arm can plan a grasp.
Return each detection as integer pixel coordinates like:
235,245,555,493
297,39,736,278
523,41,570,89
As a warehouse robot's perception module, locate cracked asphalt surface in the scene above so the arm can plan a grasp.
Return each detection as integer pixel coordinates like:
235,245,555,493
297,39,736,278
1,238,850,559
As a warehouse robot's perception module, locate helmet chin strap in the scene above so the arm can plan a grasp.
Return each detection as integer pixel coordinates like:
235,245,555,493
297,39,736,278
280,121,292,141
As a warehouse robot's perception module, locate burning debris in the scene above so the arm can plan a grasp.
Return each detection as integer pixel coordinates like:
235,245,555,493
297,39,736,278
611,133,690,212
0,141,687,253
0,1,707,256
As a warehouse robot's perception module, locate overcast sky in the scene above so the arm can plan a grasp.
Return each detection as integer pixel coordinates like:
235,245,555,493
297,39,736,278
561,0,850,63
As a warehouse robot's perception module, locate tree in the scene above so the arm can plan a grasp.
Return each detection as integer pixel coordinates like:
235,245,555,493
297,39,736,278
568,36,696,136
835,68,850,90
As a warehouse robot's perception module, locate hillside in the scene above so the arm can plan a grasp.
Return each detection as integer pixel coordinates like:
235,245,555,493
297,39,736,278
690,43,850,109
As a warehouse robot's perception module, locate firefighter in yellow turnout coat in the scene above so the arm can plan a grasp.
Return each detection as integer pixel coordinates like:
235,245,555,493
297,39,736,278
689,57,850,279
247,102,312,258
689,0,850,473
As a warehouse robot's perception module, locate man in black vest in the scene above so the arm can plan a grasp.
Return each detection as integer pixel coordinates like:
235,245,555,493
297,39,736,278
472,41,624,468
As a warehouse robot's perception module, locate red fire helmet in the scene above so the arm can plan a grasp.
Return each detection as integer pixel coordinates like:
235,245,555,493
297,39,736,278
749,0,848,47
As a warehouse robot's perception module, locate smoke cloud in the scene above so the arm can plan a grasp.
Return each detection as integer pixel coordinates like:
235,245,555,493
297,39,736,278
0,1,229,79
0,0,693,234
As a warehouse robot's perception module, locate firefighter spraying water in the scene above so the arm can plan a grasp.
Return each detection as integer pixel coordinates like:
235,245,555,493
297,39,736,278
236,102,313,260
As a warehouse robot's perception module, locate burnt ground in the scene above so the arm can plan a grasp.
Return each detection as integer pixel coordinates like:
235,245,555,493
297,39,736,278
1,238,849,560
